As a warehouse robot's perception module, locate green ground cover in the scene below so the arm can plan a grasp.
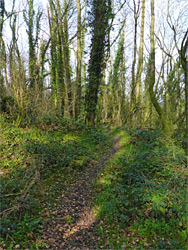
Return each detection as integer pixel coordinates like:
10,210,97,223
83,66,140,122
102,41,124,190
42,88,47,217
0,115,111,249
94,127,187,249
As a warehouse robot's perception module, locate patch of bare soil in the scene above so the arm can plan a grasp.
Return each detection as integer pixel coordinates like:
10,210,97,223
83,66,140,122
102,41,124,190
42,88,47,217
41,134,120,249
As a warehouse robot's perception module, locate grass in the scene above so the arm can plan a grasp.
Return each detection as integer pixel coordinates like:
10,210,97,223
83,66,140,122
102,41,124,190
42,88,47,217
1,116,187,249
0,115,112,249
94,127,188,249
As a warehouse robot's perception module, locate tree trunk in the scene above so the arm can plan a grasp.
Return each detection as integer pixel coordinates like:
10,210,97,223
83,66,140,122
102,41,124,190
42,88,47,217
75,0,82,119
130,6,137,125
48,2,58,107
0,0,6,101
63,0,72,117
57,0,65,113
185,61,188,156
85,0,111,126
180,30,188,155
24,0,36,88
130,0,140,127
135,0,145,103
149,0,170,134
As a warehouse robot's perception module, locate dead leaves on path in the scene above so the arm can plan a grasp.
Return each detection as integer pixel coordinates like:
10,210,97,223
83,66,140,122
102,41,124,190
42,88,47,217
39,138,119,250
40,137,120,249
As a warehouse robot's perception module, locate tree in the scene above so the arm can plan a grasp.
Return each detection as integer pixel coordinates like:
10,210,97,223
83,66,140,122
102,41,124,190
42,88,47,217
85,0,112,125
75,0,82,119
148,0,170,134
56,0,65,114
23,0,42,89
8,12,27,126
47,0,65,112
0,0,6,102
111,31,125,125
179,31,188,155
166,1,188,152
63,0,73,117
135,0,145,104
130,0,140,126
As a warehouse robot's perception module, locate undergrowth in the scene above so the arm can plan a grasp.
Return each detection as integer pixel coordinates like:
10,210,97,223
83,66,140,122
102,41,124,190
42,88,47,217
0,115,111,249
95,127,187,249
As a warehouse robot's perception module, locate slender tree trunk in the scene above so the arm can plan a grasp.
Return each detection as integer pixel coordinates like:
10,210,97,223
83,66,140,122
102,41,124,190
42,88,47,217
130,8,137,125
0,0,9,102
38,38,50,97
101,67,106,122
135,0,145,102
130,0,140,127
149,0,169,133
48,3,58,107
165,60,170,120
179,31,188,155
131,22,137,107
75,0,82,119
175,62,181,118
120,54,126,125
63,0,72,117
0,0,5,100
185,62,188,156
24,0,36,88
57,0,65,113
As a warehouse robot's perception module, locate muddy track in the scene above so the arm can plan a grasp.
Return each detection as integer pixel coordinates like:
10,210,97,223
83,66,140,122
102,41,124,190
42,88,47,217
41,135,120,249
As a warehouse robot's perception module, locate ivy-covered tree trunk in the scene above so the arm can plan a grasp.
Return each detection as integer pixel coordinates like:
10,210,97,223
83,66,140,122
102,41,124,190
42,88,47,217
185,59,188,156
75,0,82,119
63,0,72,117
120,45,127,125
57,0,65,114
48,0,65,112
23,0,42,89
175,61,181,118
27,0,36,88
111,32,124,126
38,39,50,96
0,0,6,102
85,0,111,125
179,30,188,155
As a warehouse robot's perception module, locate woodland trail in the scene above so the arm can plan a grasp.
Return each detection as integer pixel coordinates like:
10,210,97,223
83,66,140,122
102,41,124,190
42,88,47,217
41,133,120,249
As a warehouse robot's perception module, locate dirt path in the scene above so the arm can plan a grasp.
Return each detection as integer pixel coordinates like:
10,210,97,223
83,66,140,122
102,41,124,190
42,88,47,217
41,135,120,249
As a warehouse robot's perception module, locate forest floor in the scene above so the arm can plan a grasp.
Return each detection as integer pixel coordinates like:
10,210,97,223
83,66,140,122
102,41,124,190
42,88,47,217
1,117,187,249
41,132,120,249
